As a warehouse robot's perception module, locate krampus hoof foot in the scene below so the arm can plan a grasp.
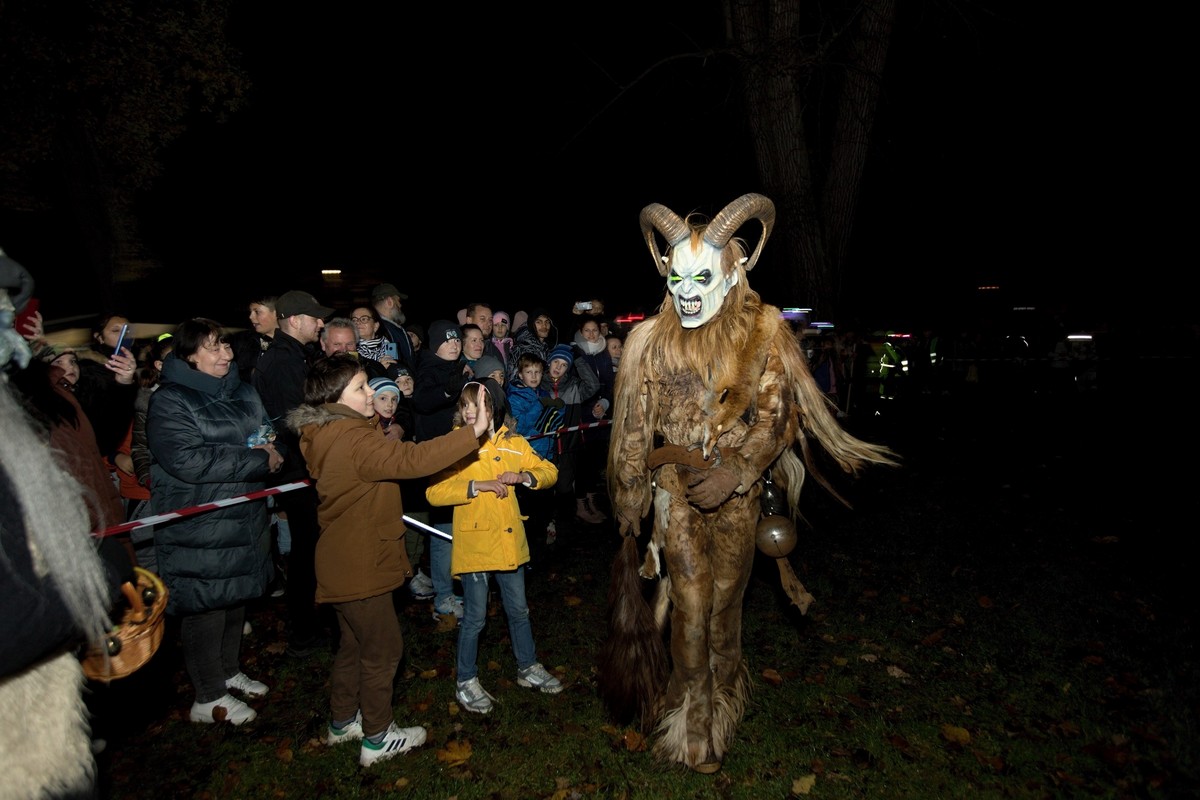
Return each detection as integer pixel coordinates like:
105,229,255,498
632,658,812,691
690,760,722,774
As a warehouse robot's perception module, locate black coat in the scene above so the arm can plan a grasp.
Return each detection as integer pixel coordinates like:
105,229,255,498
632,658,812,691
253,329,315,483
147,354,274,614
412,349,470,442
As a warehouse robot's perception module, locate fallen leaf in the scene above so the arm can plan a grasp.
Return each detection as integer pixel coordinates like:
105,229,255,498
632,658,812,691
887,734,915,759
761,668,783,686
564,595,583,606
832,657,848,667
791,774,817,795
274,746,293,763
972,749,1005,771
920,628,946,647
859,654,879,663
978,595,994,608
941,724,971,745
844,694,870,709
623,730,647,752
436,739,473,767
420,668,439,679
886,665,910,679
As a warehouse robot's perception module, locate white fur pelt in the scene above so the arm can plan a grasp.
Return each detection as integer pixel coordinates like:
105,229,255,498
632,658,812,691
0,652,95,799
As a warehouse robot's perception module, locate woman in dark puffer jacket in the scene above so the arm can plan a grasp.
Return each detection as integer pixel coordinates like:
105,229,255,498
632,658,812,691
147,318,283,726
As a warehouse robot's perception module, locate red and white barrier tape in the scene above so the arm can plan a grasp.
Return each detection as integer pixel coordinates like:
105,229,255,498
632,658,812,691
96,419,612,540
96,479,458,542
526,418,610,441
96,481,311,538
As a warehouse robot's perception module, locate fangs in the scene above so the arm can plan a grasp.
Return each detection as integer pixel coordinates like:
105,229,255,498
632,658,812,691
681,296,702,316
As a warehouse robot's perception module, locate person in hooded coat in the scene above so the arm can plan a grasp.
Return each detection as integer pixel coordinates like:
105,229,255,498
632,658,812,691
147,318,282,725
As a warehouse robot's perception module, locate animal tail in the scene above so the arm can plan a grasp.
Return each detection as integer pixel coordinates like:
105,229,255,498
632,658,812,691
596,535,669,732
789,352,900,507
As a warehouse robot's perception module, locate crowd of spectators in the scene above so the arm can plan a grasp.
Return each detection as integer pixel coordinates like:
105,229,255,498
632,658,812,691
0,253,626,777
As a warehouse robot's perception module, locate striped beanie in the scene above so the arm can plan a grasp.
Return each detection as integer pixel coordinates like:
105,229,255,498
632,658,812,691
548,344,574,366
368,377,399,397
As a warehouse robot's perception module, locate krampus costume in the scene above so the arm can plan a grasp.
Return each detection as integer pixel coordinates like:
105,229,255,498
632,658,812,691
598,194,896,773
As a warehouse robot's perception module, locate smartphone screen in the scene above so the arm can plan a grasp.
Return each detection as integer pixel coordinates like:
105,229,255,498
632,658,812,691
13,297,39,335
113,323,129,356
384,341,398,359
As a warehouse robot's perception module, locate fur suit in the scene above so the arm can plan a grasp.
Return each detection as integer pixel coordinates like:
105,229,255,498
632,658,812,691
599,194,896,773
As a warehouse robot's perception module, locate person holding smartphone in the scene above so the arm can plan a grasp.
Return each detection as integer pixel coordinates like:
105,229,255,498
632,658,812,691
352,306,404,379
71,311,139,468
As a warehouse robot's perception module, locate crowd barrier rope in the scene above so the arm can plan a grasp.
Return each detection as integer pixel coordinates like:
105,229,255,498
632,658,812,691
93,419,613,540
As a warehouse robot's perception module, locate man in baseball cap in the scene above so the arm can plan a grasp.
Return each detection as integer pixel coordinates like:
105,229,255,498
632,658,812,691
369,283,408,303
253,287,336,657
370,284,413,370
275,290,334,320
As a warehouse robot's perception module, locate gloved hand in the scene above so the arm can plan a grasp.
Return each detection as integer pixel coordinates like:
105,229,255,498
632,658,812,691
685,467,740,510
539,397,565,409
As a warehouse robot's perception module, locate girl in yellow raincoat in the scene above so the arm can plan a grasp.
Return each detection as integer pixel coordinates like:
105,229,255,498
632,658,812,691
426,378,561,715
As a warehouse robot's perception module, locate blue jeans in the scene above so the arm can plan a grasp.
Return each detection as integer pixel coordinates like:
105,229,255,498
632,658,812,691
430,527,454,607
456,567,536,682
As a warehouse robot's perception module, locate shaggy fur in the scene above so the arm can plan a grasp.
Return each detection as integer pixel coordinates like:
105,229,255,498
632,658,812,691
600,199,897,773
595,535,669,730
0,652,95,798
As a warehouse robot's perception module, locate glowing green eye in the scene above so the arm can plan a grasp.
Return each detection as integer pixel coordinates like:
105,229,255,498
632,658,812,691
668,274,682,284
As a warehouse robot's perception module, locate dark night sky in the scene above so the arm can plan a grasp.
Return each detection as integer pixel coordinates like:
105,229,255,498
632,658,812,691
42,3,1189,336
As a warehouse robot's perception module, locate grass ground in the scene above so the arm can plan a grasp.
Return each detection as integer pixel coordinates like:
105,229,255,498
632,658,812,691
96,377,1198,799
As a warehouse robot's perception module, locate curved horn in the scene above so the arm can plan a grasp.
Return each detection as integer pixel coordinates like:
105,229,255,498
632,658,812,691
640,203,690,277
703,193,776,271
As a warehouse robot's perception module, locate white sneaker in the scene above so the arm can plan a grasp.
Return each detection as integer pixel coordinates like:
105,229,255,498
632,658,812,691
517,662,563,694
190,693,256,725
358,722,427,767
409,570,435,600
455,676,496,714
225,671,269,699
325,710,363,745
545,520,557,546
243,620,252,635
432,595,464,620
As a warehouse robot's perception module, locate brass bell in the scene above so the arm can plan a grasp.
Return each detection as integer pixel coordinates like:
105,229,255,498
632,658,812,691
756,514,797,558
756,471,796,557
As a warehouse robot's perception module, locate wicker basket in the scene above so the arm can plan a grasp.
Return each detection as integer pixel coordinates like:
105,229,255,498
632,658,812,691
82,567,168,682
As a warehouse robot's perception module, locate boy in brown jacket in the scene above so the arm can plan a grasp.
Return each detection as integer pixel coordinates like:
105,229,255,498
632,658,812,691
287,354,488,767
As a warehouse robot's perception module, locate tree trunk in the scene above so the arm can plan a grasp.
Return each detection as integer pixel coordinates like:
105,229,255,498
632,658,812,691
724,0,894,322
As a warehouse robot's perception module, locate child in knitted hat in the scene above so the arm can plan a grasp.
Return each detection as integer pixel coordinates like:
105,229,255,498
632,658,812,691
369,377,403,440
370,370,426,599
490,311,513,363
471,355,505,387
541,343,602,531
